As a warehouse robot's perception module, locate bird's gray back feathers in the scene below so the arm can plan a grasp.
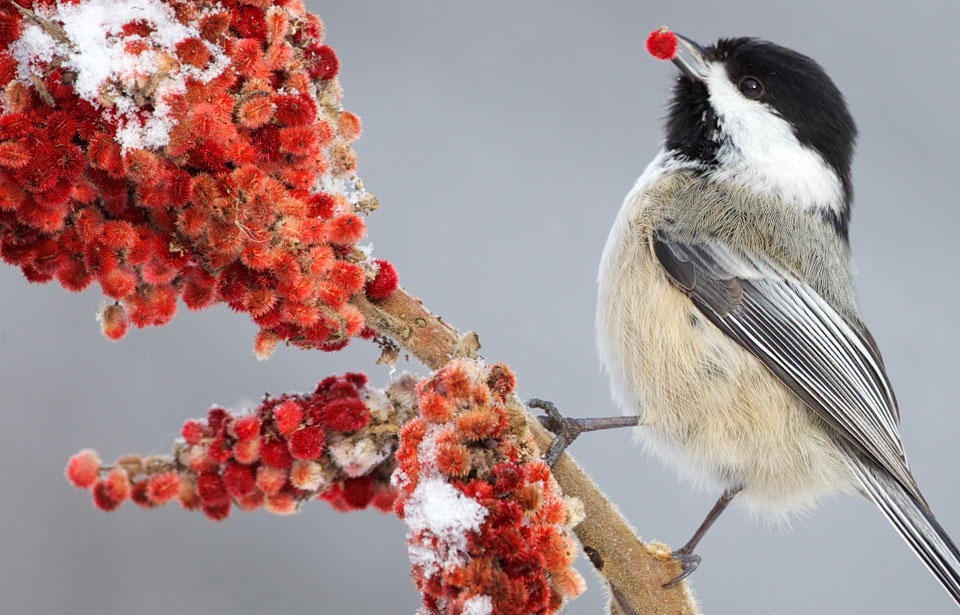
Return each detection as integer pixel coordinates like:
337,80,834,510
655,172,862,329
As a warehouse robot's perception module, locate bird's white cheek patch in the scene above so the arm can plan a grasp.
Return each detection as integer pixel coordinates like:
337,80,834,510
703,63,844,213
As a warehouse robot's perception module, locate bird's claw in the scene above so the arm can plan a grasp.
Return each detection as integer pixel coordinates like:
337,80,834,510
527,398,640,467
662,550,701,587
528,398,582,467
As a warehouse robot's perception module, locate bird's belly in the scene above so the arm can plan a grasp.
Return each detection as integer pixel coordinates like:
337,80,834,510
596,228,856,516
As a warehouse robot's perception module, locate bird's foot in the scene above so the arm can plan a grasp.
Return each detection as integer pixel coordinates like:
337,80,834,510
527,398,639,467
662,549,701,587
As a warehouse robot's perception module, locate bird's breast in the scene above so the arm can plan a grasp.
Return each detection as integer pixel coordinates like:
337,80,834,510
595,170,855,516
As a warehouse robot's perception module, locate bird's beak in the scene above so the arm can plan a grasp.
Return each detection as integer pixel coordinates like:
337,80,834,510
672,34,708,81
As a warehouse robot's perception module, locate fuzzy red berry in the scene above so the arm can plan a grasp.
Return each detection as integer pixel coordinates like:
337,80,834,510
366,259,398,299
232,6,267,39
419,389,452,423
207,435,232,463
199,12,230,41
370,483,397,514
273,93,316,126
223,461,256,497
645,27,678,61
264,8,290,43
339,476,374,510
200,411,224,438
178,479,202,510
252,328,280,361
328,260,364,295
232,436,260,464
232,415,261,440
146,472,181,505
272,399,303,435
176,37,211,67
321,397,370,431
290,459,324,491
436,442,470,478
236,95,275,128
196,471,228,505
237,490,265,512
260,437,293,468
308,193,336,219
0,10,21,48
65,449,101,488
305,43,339,80
288,425,325,460
327,214,365,245
344,372,368,389
456,407,502,441
92,480,122,512
130,480,156,509
338,111,361,142
486,363,516,401
255,465,287,495
100,267,138,300
104,468,131,502
181,419,206,446
203,500,231,522
266,492,298,515
492,462,524,495
98,303,130,340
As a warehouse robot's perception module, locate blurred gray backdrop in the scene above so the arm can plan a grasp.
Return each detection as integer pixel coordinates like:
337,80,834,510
3,1,959,613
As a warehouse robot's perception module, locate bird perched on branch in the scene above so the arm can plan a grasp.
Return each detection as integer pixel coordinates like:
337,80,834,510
591,27,960,605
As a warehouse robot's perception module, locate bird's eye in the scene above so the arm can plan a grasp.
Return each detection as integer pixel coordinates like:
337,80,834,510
738,76,763,99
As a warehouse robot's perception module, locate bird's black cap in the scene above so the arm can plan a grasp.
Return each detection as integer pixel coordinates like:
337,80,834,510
664,37,857,237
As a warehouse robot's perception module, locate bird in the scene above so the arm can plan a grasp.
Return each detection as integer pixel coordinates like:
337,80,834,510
589,28,960,605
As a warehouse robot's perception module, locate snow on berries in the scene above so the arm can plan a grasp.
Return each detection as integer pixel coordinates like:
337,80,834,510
0,0,399,358
395,359,586,615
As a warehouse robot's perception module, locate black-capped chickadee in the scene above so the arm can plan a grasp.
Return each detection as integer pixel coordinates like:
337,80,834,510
595,32,960,604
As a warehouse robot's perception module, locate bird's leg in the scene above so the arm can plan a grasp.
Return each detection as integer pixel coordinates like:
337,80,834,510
663,486,743,587
528,398,640,467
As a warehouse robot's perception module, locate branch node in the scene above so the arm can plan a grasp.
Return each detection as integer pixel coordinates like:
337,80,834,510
452,330,480,359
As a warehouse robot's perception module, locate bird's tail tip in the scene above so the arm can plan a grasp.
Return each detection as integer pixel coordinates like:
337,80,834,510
849,454,960,606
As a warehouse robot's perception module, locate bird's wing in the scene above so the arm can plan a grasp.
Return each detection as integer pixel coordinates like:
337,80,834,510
651,228,922,503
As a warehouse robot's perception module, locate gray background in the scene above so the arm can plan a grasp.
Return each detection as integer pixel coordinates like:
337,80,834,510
2,1,959,613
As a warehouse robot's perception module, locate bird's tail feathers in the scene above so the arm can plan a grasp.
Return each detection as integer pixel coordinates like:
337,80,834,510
846,449,960,606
